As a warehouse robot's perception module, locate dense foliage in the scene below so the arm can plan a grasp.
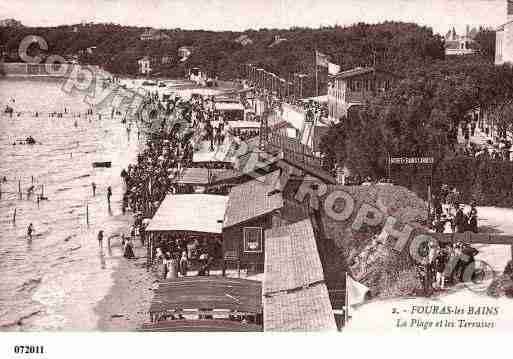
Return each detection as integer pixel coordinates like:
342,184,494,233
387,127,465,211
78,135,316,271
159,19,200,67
320,55,513,203
472,28,496,61
4,21,512,203
1,21,444,95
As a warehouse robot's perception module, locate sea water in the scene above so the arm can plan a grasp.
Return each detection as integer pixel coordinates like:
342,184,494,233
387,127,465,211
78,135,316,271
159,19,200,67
0,77,143,330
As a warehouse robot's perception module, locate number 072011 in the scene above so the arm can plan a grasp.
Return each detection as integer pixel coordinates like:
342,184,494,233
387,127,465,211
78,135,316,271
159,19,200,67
13,345,44,354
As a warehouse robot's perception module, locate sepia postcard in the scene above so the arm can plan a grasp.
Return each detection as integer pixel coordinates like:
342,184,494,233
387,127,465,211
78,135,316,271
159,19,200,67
1,1,513,355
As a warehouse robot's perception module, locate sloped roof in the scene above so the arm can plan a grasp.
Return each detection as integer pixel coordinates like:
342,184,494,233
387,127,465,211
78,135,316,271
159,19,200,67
175,167,211,185
497,20,513,31
223,171,283,228
264,219,325,294
193,139,237,164
215,102,244,111
227,120,261,129
209,168,246,185
233,134,336,184
332,67,374,79
264,285,337,331
149,276,262,314
263,219,336,331
175,167,239,185
331,66,400,80
146,194,228,233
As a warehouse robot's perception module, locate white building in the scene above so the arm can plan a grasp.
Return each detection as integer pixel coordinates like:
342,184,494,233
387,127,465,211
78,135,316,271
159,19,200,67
496,0,513,65
137,56,152,75
140,28,170,41
234,34,253,46
444,26,475,56
178,46,192,62
327,67,397,122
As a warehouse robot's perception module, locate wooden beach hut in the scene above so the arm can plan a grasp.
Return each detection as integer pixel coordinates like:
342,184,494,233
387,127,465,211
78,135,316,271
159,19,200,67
192,138,237,168
222,171,284,274
173,167,242,194
143,276,263,332
145,194,228,266
214,101,245,121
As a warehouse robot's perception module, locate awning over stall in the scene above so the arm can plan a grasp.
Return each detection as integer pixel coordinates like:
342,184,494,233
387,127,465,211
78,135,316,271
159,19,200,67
227,121,261,129
192,139,237,164
175,167,240,186
145,194,228,234
215,102,244,111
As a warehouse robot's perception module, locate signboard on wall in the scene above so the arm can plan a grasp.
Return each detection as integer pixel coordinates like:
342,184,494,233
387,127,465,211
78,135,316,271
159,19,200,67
243,227,263,253
388,157,434,165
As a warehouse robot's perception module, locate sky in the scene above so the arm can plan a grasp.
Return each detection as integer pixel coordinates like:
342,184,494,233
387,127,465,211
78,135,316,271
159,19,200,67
0,0,508,35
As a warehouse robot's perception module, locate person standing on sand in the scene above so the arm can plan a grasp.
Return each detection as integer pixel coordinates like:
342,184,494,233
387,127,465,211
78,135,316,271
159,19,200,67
91,182,96,196
27,223,34,240
107,186,112,206
162,252,169,279
124,237,135,259
179,251,188,277
97,230,104,249
168,254,178,279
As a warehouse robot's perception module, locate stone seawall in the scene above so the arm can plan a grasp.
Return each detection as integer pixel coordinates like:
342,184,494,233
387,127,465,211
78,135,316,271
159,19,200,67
1,62,106,79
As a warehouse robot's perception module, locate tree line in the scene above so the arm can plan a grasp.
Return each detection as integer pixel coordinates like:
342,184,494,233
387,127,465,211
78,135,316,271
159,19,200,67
1,21,445,95
320,52,513,205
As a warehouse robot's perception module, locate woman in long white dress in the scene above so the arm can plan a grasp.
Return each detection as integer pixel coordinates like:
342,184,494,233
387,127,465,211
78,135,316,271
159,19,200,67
167,255,178,279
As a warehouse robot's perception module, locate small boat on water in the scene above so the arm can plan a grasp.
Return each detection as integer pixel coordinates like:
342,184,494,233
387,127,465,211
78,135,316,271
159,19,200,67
142,80,157,86
26,136,36,145
13,136,37,145
92,161,112,168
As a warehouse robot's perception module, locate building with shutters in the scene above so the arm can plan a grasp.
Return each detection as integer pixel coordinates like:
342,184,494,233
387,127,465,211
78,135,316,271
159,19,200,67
496,1,513,65
327,67,398,123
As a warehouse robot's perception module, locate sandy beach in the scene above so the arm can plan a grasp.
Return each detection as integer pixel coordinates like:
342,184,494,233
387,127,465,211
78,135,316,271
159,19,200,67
95,242,155,331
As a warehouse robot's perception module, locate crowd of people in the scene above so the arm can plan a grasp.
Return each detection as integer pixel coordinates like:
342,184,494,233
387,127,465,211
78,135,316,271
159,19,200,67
417,239,480,296
120,92,233,217
155,236,223,279
412,184,481,296
114,81,329,279
115,87,247,275
459,113,513,161
431,186,478,234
